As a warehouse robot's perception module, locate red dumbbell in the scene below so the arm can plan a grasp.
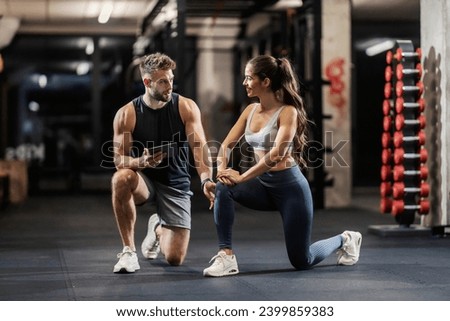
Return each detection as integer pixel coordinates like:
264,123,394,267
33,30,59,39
391,199,430,215
393,147,428,164
396,80,424,96
395,114,426,130
380,182,392,197
383,115,393,131
396,63,422,80
385,65,393,82
383,99,393,116
395,47,422,62
381,165,392,181
393,130,426,147
381,148,392,164
393,165,428,181
392,182,430,198
384,82,393,99
386,50,393,65
380,198,393,213
381,132,392,148
395,97,425,113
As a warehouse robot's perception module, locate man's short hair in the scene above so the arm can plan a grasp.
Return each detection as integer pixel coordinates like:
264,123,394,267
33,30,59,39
139,52,176,77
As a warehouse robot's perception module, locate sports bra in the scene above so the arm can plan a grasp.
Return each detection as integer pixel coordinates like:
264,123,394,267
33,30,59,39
244,105,287,151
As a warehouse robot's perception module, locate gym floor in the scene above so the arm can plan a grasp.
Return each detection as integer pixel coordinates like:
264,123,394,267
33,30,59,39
0,180,449,302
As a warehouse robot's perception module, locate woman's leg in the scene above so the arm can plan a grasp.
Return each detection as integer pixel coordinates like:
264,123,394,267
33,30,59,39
214,179,275,249
267,168,343,269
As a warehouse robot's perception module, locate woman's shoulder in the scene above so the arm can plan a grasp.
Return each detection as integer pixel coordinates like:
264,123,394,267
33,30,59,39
242,103,259,115
280,104,297,115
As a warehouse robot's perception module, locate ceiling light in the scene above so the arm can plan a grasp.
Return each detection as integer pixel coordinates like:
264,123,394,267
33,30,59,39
85,39,94,55
365,40,395,56
28,101,40,112
38,75,47,88
98,2,114,24
270,0,303,10
76,62,90,75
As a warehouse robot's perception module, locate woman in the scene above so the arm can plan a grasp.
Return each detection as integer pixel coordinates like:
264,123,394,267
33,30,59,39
203,55,361,277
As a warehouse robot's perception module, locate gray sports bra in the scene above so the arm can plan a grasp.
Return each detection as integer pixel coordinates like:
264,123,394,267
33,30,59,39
245,105,287,151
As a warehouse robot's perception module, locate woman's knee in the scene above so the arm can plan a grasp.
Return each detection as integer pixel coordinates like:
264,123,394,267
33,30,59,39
215,181,232,199
288,252,312,270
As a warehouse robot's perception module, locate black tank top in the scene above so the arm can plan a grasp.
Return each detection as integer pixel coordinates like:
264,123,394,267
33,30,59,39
132,93,190,191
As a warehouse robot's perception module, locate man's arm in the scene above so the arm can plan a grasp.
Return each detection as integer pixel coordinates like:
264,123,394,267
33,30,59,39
113,103,165,170
179,96,215,206
179,96,213,181
113,103,137,169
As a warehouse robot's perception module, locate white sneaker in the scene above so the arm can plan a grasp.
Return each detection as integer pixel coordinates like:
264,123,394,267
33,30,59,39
141,213,160,259
337,231,362,265
113,246,140,273
203,250,239,277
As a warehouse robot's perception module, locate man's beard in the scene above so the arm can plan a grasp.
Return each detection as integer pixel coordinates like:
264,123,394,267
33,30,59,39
151,90,171,103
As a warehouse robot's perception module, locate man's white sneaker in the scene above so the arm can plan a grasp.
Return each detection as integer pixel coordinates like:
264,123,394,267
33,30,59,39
141,213,160,259
113,246,140,273
203,250,239,277
337,231,362,265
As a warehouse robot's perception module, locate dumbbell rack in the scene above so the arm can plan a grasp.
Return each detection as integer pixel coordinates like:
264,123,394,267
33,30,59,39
379,40,430,227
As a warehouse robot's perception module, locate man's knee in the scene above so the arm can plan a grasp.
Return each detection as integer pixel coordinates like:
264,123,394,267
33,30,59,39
165,252,185,266
161,226,189,266
111,169,136,192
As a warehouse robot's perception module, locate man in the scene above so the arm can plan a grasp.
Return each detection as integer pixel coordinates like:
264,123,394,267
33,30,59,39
111,52,215,273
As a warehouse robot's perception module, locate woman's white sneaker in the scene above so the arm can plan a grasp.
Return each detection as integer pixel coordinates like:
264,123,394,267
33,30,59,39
203,250,239,277
337,231,362,265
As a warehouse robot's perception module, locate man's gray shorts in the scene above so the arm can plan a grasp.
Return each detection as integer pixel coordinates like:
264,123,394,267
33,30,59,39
137,172,193,229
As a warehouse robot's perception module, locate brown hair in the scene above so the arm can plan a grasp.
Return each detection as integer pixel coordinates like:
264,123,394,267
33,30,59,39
139,52,176,77
247,55,309,167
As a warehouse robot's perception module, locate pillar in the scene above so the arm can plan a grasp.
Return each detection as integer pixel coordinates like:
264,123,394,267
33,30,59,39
420,0,450,227
322,0,352,207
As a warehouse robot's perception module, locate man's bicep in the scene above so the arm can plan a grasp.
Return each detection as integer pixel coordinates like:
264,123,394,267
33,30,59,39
113,110,133,157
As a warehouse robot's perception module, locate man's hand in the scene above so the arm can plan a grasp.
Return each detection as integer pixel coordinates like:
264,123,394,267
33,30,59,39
203,181,216,210
139,148,166,168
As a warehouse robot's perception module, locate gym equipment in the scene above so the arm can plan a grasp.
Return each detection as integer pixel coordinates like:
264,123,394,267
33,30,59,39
383,99,393,115
395,97,425,113
382,130,426,148
394,47,422,61
381,165,392,181
395,63,422,80
383,115,393,131
380,198,429,215
393,147,428,164
379,40,429,225
393,130,426,147
392,182,430,198
393,165,428,181
395,80,424,96
395,114,426,130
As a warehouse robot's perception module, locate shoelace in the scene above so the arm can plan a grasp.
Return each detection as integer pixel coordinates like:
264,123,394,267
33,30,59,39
117,251,134,259
149,240,160,252
209,252,226,264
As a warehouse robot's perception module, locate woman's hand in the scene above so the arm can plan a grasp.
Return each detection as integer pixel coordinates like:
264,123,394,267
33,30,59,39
217,168,242,186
